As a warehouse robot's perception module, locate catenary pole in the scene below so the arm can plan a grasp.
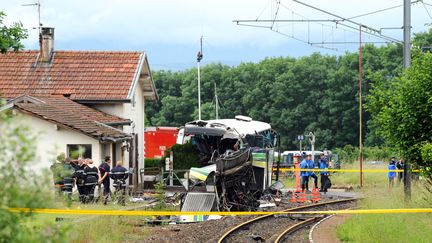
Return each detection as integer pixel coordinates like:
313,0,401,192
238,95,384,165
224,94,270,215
403,0,411,68
403,0,412,200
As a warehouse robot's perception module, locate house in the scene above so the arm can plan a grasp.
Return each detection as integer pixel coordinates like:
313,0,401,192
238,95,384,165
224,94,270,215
0,27,157,188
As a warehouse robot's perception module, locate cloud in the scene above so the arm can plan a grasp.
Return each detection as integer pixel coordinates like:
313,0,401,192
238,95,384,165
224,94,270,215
2,0,432,69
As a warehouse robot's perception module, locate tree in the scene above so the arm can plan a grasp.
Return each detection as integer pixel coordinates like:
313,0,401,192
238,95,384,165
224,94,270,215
0,100,69,242
0,11,28,53
367,52,432,173
146,38,406,150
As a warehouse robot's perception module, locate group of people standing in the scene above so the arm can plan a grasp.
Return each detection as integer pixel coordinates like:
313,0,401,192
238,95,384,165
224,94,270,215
388,157,405,187
300,153,331,193
50,154,129,205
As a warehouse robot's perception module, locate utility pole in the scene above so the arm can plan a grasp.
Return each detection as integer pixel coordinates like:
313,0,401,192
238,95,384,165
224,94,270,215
197,36,203,120
403,0,412,201
359,25,364,188
214,83,219,119
403,0,411,68
306,132,315,162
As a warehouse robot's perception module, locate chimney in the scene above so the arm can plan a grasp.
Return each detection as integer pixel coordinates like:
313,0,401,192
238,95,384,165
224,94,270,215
39,27,54,62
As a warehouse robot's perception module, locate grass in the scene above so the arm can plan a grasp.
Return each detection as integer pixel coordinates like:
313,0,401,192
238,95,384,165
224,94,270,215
25,193,179,243
337,185,432,243
333,162,432,243
278,161,432,242
69,216,151,243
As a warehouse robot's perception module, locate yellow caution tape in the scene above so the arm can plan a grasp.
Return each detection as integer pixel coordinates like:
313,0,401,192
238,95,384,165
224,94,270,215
8,207,432,216
273,168,422,173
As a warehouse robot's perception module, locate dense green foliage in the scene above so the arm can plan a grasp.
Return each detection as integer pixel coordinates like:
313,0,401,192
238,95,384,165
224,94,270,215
0,11,27,53
147,44,402,150
0,101,69,242
366,30,432,193
334,145,395,164
144,158,163,168
162,143,200,170
367,52,432,185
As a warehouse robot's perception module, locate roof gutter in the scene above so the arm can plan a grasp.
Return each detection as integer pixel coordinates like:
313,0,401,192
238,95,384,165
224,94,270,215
104,121,132,126
100,136,132,143
73,99,131,104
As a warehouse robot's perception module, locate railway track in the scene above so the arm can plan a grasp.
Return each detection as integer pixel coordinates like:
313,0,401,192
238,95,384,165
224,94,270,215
217,198,358,243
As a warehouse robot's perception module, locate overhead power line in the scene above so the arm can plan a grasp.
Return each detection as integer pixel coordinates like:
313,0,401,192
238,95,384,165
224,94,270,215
347,0,422,20
292,0,401,43
422,1,432,20
233,0,413,52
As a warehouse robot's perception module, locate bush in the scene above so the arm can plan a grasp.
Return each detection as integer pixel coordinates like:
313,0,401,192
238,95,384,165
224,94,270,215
144,158,162,168
333,145,395,164
0,100,69,242
163,143,200,170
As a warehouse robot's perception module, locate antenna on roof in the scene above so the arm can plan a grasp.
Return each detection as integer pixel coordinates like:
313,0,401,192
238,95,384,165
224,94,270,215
22,0,42,34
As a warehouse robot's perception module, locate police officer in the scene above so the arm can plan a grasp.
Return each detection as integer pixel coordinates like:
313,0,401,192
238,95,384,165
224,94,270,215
73,158,86,203
388,157,397,188
110,161,129,205
83,159,100,203
300,156,309,192
319,154,330,193
396,159,405,184
61,157,75,201
306,154,318,190
98,156,111,205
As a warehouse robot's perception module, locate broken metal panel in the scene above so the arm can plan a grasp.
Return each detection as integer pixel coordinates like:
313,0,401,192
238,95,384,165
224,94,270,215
183,126,226,136
181,192,216,212
216,148,251,172
189,164,216,181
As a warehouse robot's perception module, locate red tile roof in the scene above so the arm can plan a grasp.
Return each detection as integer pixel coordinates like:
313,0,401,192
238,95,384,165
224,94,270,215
0,51,143,100
13,95,131,141
33,95,130,124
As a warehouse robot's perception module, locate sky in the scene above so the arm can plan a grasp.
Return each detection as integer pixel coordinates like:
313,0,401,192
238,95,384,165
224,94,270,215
2,0,432,70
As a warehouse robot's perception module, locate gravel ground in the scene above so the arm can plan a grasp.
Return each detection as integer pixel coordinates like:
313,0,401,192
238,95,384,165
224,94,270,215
138,194,356,243
222,200,357,243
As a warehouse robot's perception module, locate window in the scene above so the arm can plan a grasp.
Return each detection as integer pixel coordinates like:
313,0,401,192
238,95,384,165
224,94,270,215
67,144,92,159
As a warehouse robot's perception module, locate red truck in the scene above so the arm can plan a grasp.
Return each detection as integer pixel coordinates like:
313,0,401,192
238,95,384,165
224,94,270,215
144,127,178,159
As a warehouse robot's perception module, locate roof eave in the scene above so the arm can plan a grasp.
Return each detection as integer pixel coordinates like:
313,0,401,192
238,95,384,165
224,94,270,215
129,53,158,101
16,107,132,143
104,120,132,126
73,99,131,104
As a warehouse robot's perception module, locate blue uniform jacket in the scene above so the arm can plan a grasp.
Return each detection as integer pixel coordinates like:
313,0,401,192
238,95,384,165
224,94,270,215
110,166,129,181
306,159,315,176
300,160,308,177
388,164,397,178
319,160,328,175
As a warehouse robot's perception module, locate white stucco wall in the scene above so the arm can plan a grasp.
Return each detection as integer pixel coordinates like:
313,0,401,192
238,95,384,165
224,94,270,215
123,86,145,171
12,112,101,173
90,87,145,171
90,103,124,117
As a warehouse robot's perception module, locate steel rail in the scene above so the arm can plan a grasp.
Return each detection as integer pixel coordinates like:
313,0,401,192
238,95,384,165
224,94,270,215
274,216,322,243
217,197,358,243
